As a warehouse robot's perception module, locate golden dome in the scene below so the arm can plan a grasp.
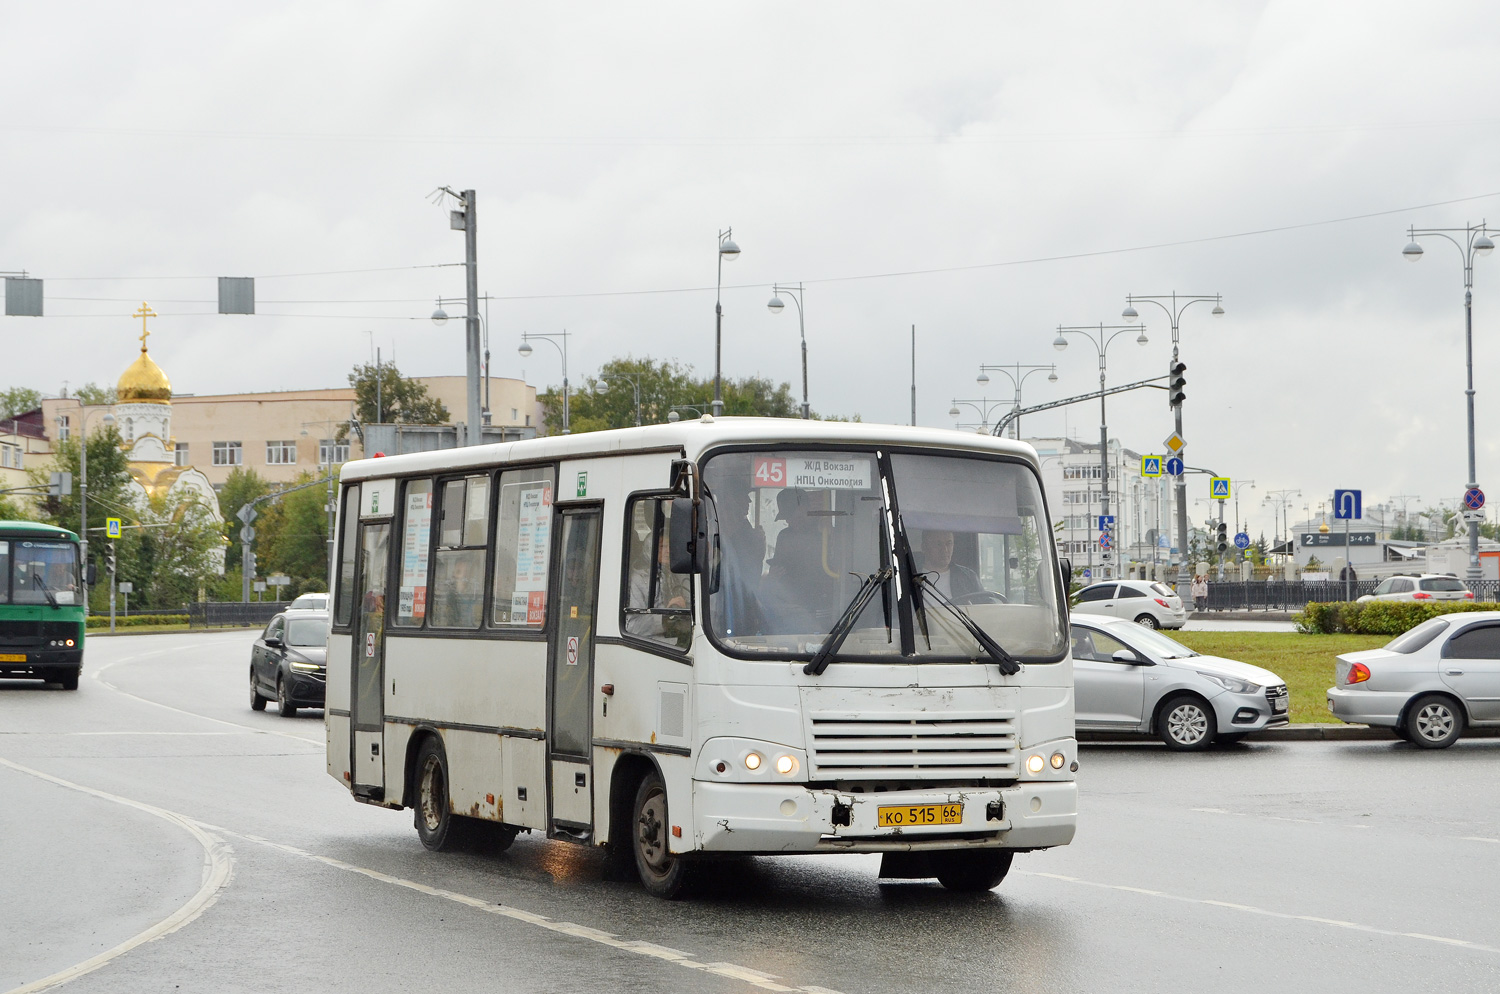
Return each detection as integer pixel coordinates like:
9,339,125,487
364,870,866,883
118,345,172,403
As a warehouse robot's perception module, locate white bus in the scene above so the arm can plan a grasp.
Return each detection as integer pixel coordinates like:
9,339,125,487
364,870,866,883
325,418,1077,897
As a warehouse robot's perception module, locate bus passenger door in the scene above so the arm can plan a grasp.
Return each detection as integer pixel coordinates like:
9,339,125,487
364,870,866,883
351,522,391,799
547,506,603,835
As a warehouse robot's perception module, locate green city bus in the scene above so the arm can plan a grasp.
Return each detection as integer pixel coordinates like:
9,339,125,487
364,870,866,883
0,520,87,690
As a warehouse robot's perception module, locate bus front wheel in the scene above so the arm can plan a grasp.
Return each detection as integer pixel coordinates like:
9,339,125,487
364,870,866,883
632,771,694,899
934,849,1013,892
414,737,471,851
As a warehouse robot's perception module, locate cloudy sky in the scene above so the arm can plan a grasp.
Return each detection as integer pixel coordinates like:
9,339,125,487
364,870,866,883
4,1,1499,538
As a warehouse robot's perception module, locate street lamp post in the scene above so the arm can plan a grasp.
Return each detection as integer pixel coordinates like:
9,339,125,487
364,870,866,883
519,331,571,434
435,294,495,427
1262,488,1301,561
976,363,1058,440
1053,322,1148,580
948,397,1009,433
666,404,708,423
597,371,644,426
67,407,116,606
1402,221,1495,585
1123,291,1224,586
767,283,810,418
713,228,741,417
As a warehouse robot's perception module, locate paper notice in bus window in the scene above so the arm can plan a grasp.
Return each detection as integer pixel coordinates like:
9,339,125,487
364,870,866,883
514,486,552,592
399,488,433,620
506,590,546,627
787,455,872,490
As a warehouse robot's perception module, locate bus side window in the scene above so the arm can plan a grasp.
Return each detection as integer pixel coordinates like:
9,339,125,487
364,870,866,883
333,486,359,628
430,476,489,629
491,467,556,630
392,479,435,628
622,497,692,652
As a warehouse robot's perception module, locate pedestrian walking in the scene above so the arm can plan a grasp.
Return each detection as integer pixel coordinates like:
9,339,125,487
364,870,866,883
1191,573,1209,612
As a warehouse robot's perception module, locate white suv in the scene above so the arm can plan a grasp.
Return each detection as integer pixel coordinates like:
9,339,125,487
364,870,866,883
1072,580,1187,629
1357,574,1474,604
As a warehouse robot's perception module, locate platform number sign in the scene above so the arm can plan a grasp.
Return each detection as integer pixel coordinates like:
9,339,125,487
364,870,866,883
753,457,787,487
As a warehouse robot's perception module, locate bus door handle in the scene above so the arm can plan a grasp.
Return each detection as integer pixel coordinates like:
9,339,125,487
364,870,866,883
600,684,614,696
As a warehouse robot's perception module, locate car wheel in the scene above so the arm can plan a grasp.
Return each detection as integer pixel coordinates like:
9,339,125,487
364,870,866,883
277,677,297,717
934,850,1014,892
413,737,475,851
1158,694,1216,751
633,770,695,899
250,668,268,711
1405,694,1464,749
1134,614,1160,630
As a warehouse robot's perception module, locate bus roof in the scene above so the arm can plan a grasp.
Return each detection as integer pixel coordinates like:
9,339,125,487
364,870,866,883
0,520,80,542
339,417,1040,483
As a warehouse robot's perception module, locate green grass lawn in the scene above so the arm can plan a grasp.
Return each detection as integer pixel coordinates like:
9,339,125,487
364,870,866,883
1169,631,1389,723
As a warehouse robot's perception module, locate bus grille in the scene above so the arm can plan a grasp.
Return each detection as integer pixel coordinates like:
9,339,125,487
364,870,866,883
0,620,80,646
807,711,1018,781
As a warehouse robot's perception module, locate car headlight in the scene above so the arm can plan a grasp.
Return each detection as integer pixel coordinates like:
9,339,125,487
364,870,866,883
1198,671,1261,694
289,660,321,672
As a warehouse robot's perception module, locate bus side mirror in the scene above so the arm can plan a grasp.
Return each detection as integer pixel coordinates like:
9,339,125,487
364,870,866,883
86,562,98,585
1059,557,1072,592
668,459,692,497
669,498,697,574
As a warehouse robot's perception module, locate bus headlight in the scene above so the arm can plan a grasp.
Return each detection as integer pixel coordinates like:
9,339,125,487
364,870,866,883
1050,752,1065,769
775,754,797,776
744,752,763,772
1026,754,1045,775
697,739,809,783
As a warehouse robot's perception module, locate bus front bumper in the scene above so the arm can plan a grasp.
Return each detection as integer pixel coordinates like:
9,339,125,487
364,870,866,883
691,780,1076,854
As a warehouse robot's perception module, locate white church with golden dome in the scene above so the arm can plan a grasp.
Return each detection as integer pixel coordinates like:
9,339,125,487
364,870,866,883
115,304,224,533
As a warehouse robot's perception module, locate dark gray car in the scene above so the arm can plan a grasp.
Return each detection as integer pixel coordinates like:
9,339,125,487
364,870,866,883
250,609,328,716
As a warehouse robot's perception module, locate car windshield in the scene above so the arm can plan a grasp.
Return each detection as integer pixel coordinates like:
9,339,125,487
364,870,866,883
701,448,1066,663
6,540,80,606
1420,577,1467,592
1385,617,1450,653
286,618,329,647
1111,623,1198,659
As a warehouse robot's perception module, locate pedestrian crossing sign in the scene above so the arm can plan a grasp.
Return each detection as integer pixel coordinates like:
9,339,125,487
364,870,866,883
1210,477,1231,499
1141,455,1162,477
106,518,121,538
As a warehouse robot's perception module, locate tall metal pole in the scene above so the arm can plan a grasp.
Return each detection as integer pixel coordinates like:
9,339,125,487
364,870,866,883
910,325,916,426
713,228,736,417
463,189,482,446
798,288,809,419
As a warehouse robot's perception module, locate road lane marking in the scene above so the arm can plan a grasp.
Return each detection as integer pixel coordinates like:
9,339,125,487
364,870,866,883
1461,836,1500,844
91,650,323,746
196,820,846,994
0,759,235,994
1023,871,1500,955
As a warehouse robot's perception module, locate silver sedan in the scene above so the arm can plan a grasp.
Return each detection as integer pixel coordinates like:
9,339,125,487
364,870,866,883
1326,611,1500,748
1071,613,1289,750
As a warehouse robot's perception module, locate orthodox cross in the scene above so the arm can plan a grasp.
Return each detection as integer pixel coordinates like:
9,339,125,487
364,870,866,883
133,302,156,349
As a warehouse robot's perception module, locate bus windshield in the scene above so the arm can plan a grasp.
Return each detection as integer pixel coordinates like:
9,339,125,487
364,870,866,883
701,448,1066,664
6,540,81,606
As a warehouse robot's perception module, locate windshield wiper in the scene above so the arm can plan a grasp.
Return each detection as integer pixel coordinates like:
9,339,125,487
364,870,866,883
31,572,59,609
914,573,1019,675
805,566,895,676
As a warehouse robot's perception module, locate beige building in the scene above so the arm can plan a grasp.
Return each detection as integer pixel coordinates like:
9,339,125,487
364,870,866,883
42,375,538,489
1,412,53,497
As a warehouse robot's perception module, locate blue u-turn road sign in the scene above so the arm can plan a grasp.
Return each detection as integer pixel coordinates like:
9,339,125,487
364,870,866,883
1334,489,1362,520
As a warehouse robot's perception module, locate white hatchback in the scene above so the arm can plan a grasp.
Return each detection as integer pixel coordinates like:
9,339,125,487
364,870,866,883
1071,580,1187,629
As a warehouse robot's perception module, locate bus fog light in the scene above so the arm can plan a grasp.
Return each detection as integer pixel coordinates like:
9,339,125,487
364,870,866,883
775,754,796,775
1050,752,1065,769
779,798,797,816
1030,796,1042,812
744,752,762,771
1026,754,1045,774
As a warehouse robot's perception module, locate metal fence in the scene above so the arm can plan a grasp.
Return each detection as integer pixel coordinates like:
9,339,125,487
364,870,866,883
1187,579,1500,612
188,602,290,628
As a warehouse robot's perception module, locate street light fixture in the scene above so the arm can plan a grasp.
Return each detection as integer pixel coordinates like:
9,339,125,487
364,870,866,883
975,362,1059,439
1052,323,1148,580
519,330,571,434
712,228,740,417
1122,291,1225,586
767,282,810,418
1402,220,1496,584
431,305,449,325
435,293,494,426
596,371,644,427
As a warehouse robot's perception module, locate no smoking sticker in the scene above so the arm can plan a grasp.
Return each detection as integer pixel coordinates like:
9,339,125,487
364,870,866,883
566,636,579,666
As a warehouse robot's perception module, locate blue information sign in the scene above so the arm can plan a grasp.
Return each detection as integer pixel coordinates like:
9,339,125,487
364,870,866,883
1234,532,1250,550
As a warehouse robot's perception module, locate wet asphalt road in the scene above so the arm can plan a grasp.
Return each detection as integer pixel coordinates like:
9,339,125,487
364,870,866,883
2,631,1498,994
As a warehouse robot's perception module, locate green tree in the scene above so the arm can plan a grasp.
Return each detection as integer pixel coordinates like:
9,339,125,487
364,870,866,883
30,425,134,540
216,467,272,571
541,356,837,435
119,490,225,610
347,361,449,428
74,382,118,406
256,473,333,595
1,386,42,419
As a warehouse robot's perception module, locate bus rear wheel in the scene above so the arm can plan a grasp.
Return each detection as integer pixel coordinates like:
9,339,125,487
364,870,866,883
632,771,694,899
934,850,1013,892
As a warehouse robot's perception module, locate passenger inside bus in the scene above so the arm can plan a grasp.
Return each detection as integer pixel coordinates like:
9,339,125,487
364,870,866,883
762,489,839,634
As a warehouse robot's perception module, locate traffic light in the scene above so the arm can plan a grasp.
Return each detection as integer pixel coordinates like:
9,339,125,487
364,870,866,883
1215,522,1228,554
1168,361,1186,407
107,542,117,574
243,549,256,581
